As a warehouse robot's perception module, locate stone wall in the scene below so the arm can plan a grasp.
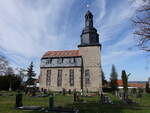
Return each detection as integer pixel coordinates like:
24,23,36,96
39,46,102,92
79,46,102,92
39,67,82,92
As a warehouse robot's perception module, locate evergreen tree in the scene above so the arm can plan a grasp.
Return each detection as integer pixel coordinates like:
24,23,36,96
26,62,36,85
110,64,118,94
0,55,12,75
6,67,14,76
121,70,128,94
121,70,130,100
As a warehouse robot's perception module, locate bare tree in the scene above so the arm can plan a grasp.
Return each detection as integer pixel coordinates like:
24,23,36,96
133,1,150,52
6,67,14,75
0,55,9,75
16,68,27,81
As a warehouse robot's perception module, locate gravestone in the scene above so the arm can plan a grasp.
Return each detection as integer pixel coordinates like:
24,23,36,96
49,94,54,108
15,91,23,108
76,93,80,102
73,92,82,102
100,94,112,104
80,90,83,96
44,89,47,94
62,88,66,95
125,98,138,105
48,93,79,113
16,91,43,111
74,92,77,102
68,89,71,94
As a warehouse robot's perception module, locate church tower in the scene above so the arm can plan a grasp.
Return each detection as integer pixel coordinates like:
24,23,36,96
78,10,102,92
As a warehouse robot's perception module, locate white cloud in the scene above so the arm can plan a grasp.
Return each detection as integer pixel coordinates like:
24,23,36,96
107,31,136,50
93,0,146,67
0,0,75,75
102,49,143,66
129,0,149,8
95,0,147,43
95,0,106,22
0,0,74,58
101,30,144,66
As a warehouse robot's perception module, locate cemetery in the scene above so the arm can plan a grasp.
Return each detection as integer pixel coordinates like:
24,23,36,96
0,90,150,113
0,0,150,113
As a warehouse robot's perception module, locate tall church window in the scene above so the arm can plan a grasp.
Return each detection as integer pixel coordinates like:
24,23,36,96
69,69,74,86
57,70,62,87
46,70,51,86
85,69,90,85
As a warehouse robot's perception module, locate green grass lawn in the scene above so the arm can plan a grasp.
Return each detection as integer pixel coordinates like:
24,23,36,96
0,91,150,113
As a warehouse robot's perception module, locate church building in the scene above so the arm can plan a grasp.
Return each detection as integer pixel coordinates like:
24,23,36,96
39,11,102,92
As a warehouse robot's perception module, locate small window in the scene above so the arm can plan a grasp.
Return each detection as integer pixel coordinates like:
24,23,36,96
69,69,74,86
69,58,76,64
57,70,62,87
46,59,52,64
57,58,63,64
74,58,76,63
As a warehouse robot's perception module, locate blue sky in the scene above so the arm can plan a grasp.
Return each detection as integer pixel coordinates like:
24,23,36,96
0,0,149,81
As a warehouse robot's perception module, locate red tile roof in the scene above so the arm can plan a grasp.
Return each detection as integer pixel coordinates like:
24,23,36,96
117,80,123,86
117,80,145,88
128,83,145,88
42,50,81,58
